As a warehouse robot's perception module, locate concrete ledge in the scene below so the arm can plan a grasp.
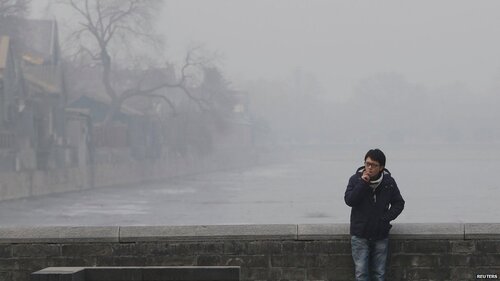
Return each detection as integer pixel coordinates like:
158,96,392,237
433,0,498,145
2,223,500,243
32,266,240,281
31,267,85,281
390,223,464,239
297,223,350,240
0,226,119,243
465,223,500,239
119,224,298,242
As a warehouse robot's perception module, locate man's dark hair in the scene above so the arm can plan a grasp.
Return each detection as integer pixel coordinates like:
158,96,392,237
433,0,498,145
365,149,386,167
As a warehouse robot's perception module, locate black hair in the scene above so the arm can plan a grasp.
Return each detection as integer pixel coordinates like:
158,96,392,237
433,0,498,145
365,149,386,167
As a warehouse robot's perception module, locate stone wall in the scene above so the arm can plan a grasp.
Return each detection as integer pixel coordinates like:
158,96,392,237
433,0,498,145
0,147,264,201
0,167,86,201
0,223,498,281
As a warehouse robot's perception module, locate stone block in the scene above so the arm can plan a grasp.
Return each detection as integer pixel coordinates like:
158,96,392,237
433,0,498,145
246,241,282,255
405,267,451,280
0,272,12,281
16,257,49,271
450,267,476,281
388,240,404,253
281,268,306,280
241,267,269,281
281,241,305,254
451,240,475,253
226,255,268,268
194,242,225,255
0,258,16,270
119,224,297,242
196,255,222,266
85,267,142,281
0,227,119,244
224,241,248,255
440,254,472,266
306,267,327,281
30,267,85,281
31,266,240,281
12,244,60,257
304,241,351,254
95,256,147,267
403,240,450,253
145,255,196,266
395,254,441,267
325,267,355,281
465,223,500,240
47,257,97,267
304,254,327,268
297,224,349,240
471,254,500,266
319,254,353,268
111,243,140,256
270,255,306,268
61,244,113,257
0,244,12,258
142,266,241,281
390,223,464,239
475,240,500,254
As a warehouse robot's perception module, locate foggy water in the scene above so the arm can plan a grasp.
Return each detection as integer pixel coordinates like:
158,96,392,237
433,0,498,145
0,144,498,226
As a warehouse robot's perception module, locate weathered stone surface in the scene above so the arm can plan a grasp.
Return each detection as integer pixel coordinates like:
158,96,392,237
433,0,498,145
62,244,113,257
403,240,450,254
0,223,498,281
465,223,500,239
304,240,351,254
390,223,464,239
31,266,240,281
30,267,85,281
451,240,476,253
12,244,60,257
0,227,119,243
0,244,12,258
119,224,297,242
297,223,349,240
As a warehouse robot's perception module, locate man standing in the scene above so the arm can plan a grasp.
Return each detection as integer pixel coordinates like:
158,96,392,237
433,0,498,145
344,149,405,281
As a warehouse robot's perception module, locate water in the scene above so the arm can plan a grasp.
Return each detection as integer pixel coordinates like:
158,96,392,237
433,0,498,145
0,144,498,226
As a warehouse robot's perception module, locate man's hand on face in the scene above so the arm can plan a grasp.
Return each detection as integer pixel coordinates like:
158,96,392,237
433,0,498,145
361,170,371,182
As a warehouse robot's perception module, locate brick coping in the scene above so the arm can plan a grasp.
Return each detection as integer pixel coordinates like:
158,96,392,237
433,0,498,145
0,223,498,243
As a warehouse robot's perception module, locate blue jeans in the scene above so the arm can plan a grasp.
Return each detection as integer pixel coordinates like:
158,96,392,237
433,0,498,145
351,235,389,281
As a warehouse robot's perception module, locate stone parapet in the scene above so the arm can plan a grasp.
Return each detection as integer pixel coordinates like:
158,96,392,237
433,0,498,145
1,223,498,243
0,223,498,281
119,224,298,242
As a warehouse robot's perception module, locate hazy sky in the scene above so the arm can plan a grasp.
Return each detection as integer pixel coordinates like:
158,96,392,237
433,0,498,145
160,0,500,99
31,1,500,100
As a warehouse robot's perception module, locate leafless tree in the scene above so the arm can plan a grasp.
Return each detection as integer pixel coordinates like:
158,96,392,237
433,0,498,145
63,0,213,125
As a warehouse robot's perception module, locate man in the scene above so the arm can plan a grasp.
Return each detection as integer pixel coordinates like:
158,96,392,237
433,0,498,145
344,149,405,281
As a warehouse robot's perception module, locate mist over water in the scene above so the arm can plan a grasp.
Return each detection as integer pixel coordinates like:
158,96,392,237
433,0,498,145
0,144,498,226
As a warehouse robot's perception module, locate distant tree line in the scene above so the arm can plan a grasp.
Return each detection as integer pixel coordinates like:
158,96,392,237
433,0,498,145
247,71,500,145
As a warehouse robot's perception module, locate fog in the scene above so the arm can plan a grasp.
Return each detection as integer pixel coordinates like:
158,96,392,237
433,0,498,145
1,0,498,225
160,0,500,145
162,1,500,98
29,0,500,145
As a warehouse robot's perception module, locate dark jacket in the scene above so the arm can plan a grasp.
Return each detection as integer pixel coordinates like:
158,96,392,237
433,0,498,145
344,166,405,239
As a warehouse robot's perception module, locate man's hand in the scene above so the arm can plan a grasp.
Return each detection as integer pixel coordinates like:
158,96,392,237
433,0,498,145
361,171,370,182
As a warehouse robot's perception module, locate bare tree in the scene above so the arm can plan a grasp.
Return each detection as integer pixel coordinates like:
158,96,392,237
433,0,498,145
63,0,212,125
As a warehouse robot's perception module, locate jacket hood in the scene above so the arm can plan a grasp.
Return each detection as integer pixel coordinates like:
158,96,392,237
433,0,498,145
356,166,392,176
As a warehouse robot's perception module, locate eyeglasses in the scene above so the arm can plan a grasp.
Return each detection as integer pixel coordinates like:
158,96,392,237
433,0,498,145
364,161,380,168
